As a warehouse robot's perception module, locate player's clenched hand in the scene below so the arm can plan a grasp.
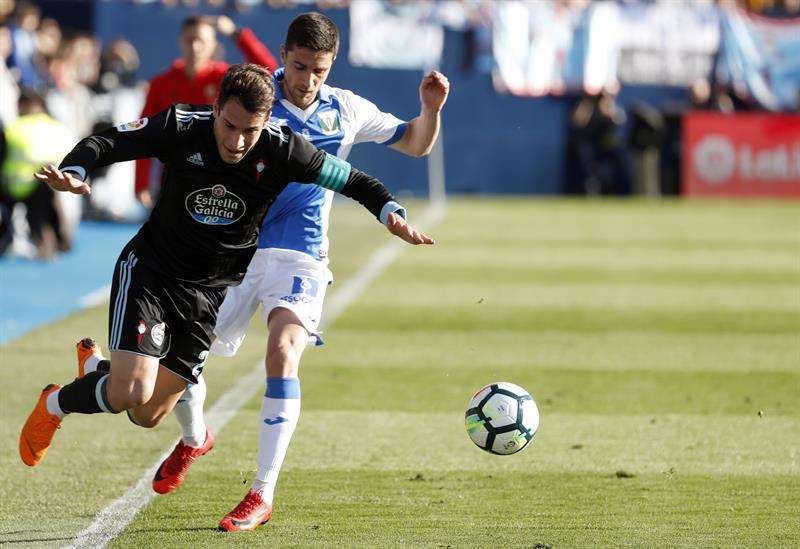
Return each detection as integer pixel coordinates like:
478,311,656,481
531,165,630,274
386,211,435,246
215,15,237,37
34,164,91,195
419,71,450,113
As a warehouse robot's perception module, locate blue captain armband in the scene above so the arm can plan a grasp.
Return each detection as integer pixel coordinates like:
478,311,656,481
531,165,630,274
380,201,406,226
315,153,351,193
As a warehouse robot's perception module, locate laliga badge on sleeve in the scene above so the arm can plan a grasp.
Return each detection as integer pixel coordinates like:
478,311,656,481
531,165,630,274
117,118,149,132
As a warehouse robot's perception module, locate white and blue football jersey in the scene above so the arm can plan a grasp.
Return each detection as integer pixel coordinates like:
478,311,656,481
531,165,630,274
258,68,407,262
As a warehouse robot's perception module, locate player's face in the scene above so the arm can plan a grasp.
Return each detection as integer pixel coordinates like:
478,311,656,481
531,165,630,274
280,46,335,110
213,99,269,164
179,23,217,68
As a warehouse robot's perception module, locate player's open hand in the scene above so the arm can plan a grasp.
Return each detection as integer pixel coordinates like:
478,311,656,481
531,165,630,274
387,211,435,246
419,71,450,113
34,164,91,195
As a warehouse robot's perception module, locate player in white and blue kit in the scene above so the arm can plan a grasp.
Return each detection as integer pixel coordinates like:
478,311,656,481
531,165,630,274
156,13,450,531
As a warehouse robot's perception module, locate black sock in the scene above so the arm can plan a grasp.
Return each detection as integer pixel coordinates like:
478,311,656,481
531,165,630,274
96,359,111,374
58,371,118,414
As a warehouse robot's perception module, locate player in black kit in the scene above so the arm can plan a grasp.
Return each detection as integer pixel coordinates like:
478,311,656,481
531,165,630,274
20,64,434,468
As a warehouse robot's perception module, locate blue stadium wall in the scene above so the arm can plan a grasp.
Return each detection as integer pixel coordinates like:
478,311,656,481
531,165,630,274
92,3,687,196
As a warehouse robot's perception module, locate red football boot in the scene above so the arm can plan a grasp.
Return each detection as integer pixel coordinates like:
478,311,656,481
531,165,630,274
218,490,273,532
152,429,214,494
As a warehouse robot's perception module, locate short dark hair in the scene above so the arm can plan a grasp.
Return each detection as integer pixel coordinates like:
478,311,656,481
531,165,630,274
182,15,215,34
284,12,339,55
217,63,275,114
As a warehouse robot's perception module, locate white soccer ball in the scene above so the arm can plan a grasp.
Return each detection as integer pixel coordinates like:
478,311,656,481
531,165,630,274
465,382,539,455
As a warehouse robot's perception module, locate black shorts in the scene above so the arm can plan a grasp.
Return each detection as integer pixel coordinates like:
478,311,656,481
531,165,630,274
108,244,226,384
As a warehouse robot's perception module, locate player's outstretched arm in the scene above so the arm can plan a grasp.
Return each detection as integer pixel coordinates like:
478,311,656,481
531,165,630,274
390,70,450,158
325,161,435,246
272,127,435,245
34,164,91,195
52,106,181,193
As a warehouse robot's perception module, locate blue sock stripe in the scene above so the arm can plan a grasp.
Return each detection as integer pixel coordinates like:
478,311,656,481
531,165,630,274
265,377,301,399
96,374,116,414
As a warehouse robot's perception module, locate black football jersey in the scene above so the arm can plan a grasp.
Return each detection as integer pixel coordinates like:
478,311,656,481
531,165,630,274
59,104,395,286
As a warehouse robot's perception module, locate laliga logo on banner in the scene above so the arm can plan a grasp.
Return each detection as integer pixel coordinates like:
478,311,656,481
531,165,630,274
694,134,800,184
693,135,736,185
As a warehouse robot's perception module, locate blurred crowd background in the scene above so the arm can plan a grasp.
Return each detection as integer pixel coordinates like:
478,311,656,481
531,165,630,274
1,0,798,259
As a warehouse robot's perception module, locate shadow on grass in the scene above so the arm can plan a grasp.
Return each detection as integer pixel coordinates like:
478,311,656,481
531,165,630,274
0,525,219,545
0,534,74,544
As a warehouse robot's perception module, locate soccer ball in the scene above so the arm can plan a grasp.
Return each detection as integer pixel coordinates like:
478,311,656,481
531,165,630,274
465,382,539,455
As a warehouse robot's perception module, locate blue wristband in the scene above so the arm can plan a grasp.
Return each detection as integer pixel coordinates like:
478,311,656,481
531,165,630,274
380,201,406,226
60,165,86,181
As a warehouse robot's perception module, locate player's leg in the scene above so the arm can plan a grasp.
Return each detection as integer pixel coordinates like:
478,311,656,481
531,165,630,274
167,251,265,449
128,364,189,428
154,256,265,494
172,375,207,447
251,307,308,499
19,248,168,467
151,283,225,494
168,258,263,438
19,349,161,467
218,307,307,532
220,251,328,532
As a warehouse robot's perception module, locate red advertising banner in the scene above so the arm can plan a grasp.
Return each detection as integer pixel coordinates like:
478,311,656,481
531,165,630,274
683,112,800,198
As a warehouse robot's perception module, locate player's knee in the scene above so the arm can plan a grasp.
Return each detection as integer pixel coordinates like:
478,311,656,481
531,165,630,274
108,380,154,410
267,333,304,372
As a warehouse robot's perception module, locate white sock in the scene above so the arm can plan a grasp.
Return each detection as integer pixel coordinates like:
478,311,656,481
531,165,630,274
173,375,207,447
46,388,66,419
82,354,102,374
252,377,301,505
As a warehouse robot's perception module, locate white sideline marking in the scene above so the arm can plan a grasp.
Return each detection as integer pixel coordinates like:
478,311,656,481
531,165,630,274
79,285,111,309
64,201,446,549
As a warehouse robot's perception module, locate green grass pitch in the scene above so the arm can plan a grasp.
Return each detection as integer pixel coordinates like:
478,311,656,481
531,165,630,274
1,198,798,547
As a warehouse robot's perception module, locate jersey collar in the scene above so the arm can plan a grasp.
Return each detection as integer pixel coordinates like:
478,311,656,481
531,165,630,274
274,67,332,105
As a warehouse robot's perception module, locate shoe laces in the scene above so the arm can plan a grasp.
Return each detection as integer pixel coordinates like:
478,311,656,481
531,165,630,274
162,443,196,476
230,491,264,518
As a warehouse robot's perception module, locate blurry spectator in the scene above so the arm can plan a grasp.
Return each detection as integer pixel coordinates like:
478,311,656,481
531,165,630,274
0,24,19,123
35,17,60,59
659,76,739,197
0,0,14,24
628,101,665,197
68,33,101,89
8,0,41,89
566,90,630,195
135,14,279,208
0,89,76,258
45,35,98,138
95,38,140,94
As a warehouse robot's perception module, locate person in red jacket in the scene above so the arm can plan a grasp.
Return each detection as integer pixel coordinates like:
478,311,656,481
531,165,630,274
135,15,278,208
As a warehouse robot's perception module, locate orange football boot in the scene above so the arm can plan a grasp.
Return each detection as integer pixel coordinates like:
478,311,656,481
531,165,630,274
19,384,62,467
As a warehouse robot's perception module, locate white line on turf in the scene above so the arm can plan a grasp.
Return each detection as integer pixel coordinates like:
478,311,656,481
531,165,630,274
79,285,111,309
64,201,445,549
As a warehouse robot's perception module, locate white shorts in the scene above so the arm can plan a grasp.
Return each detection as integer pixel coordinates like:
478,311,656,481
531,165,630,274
210,248,331,357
